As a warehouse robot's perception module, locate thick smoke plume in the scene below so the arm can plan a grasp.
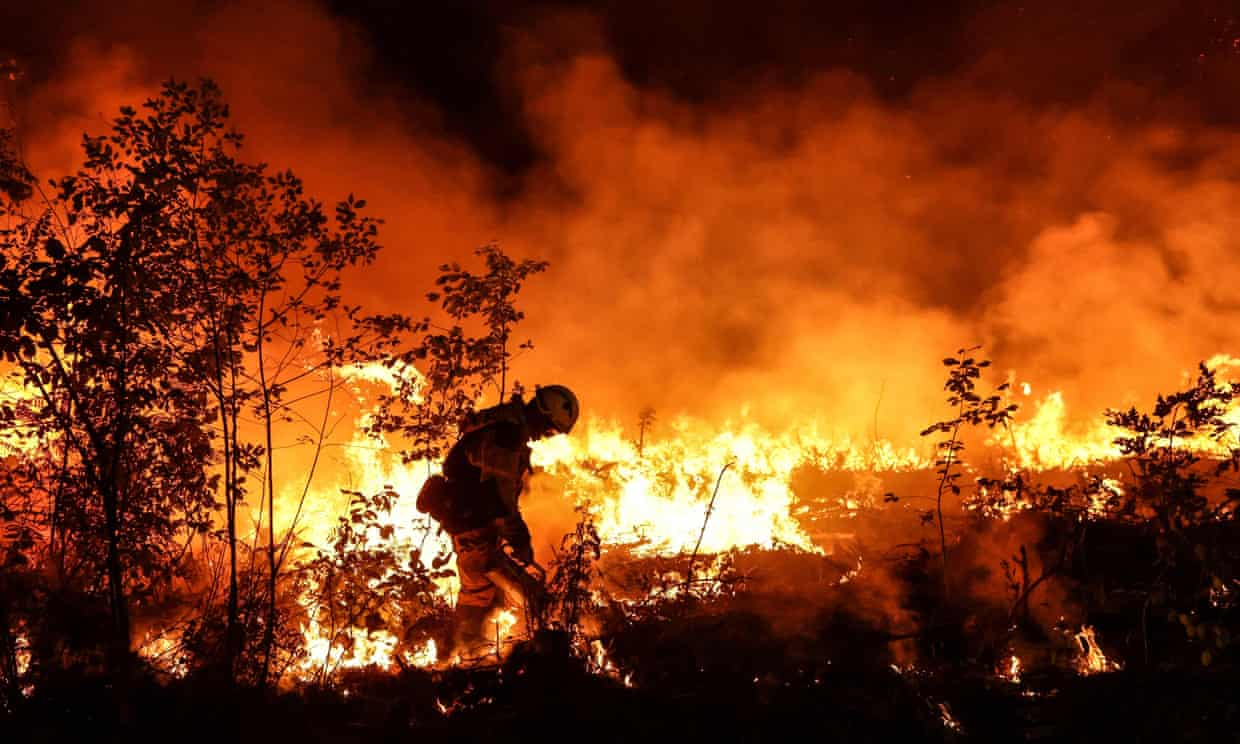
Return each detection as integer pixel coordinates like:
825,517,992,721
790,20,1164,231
6,0,1240,448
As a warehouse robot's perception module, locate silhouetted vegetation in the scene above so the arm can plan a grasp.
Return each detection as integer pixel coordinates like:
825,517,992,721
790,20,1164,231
0,80,415,691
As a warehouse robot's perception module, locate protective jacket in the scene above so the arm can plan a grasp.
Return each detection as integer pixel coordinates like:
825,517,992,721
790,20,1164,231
438,403,534,556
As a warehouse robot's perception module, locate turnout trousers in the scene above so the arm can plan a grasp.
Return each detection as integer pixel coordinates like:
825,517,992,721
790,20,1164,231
451,521,543,653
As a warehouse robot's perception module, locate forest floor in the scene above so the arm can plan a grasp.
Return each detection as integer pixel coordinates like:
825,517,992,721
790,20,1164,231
9,526,1240,744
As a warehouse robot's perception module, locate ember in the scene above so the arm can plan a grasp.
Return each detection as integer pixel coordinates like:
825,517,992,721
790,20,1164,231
1074,626,1122,676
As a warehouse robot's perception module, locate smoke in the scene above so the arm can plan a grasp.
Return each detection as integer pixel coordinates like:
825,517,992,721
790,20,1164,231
7,0,1240,447
500,46,1240,439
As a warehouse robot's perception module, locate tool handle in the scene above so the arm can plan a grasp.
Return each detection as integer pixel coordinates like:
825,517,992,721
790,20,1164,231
502,542,547,582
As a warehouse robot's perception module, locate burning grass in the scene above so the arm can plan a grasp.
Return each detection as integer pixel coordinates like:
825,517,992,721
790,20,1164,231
5,352,1240,742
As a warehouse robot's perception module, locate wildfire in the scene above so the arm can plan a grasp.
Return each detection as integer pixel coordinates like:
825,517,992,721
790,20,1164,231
1000,392,1123,469
407,639,438,667
530,418,924,556
297,616,403,678
999,654,1022,684
484,608,520,660
937,701,964,733
138,633,189,679
1073,625,1122,675
4,355,1229,684
588,639,634,687
281,359,1240,680
0,378,44,458
12,632,32,699
14,633,29,677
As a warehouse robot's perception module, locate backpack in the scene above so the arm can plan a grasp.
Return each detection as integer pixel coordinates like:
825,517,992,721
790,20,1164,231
459,398,526,436
415,474,456,526
417,472,508,535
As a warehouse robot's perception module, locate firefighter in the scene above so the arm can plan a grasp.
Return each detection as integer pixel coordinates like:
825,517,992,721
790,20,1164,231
434,384,579,659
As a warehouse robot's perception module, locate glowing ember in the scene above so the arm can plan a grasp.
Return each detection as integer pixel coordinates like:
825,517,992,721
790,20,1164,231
1073,625,1122,675
999,654,1022,684
138,633,188,679
588,639,635,687
14,633,29,677
937,701,964,733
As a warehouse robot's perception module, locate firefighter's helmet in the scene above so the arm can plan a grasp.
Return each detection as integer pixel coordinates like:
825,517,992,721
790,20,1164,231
533,385,579,434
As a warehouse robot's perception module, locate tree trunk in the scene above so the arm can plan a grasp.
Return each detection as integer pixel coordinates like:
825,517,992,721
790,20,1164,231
257,294,278,688
101,475,131,668
224,401,240,680
0,581,21,711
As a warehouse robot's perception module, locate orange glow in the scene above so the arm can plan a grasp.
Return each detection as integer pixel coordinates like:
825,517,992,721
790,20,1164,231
1074,625,1122,675
11,6,1240,690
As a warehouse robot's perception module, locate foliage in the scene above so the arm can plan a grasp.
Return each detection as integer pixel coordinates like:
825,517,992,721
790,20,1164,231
1104,363,1240,665
429,243,548,401
366,243,547,464
920,347,1018,591
1108,363,1239,527
539,509,603,634
0,127,31,204
0,79,415,689
293,486,451,683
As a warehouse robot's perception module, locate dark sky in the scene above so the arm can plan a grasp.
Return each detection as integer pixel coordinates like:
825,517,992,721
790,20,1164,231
330,0,1240,170
327,0,1240,171
317,0,984,171
5,0,1240,177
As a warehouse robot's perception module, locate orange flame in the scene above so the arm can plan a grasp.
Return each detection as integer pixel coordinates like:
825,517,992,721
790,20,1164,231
1074,625,1122,675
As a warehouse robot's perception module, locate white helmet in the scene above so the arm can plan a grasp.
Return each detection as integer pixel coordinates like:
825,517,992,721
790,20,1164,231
533,385,579,434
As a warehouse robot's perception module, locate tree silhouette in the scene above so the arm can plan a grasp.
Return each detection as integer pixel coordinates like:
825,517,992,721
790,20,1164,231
367,243,547,466
0,81,412,687
0,121,219,672
920,347,1017,593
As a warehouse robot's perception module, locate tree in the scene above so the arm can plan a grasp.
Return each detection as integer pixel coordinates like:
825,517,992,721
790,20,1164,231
0,81,412,686
103,80,407,683
368,243,548,465
0,116,219,670
920,347,1017,593
1107,363,1240,665
0,127,31,204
